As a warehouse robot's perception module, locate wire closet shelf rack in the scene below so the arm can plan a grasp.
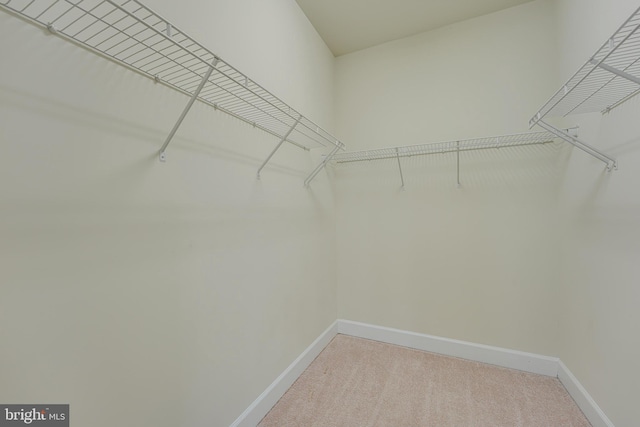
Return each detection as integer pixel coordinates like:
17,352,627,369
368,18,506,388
0,0,345,184
331,131,559,188
530,5,640,171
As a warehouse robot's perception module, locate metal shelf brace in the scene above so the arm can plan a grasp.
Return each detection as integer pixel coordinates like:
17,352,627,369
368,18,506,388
0,0,345,185
530,6,640,170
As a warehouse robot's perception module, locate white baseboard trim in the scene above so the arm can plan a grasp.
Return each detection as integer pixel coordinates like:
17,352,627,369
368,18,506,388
229,321,338,427
558,360,615,427
337,320,559,377
231,319,614,427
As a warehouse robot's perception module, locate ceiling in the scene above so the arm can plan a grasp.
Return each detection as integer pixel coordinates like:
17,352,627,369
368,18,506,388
295,0,535,56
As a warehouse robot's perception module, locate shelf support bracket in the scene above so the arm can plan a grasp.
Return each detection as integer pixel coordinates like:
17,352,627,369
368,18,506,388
456,141,461,188
395,148,405,189
304,144,341,187
536,120,617,171
159,58,217,162
257,116,301,179
589,59,640,85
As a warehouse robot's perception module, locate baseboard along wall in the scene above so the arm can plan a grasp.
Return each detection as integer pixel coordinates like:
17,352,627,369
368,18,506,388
336,320,559,377
229,321,338,427
557,360,615,427
230,319,614,427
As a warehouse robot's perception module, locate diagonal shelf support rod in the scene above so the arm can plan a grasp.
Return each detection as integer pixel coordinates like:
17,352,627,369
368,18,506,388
395,148,405,189
257,116,301,179
589,59,640,85
528,7,640,124
304,144,341,187
0,1,345,156
456,141,461,188
159,58,217,162
536,120,617,171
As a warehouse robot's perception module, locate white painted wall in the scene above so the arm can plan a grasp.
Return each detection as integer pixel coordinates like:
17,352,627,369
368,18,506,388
148,0,334,125
0,1,336,426
553,1,640,425
334,0,558,151
3,0,638,425
335,1,640,424
334,0,564,356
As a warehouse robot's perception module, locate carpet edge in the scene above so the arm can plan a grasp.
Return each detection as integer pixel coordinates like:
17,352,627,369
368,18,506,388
229,321,339,427
336,319,559,376
558,360,616,427
231,319,615,427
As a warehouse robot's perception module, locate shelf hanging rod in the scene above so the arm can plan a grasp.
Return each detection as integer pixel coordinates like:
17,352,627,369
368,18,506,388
159,58,218,162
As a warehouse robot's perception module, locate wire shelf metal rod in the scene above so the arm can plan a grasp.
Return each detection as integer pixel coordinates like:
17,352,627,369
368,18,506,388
71,2,129,38
34,2,61,21
531,6,640,123
332,132,556,164
159,60,216,161
82,8,131,44
0,0,345,155
102,1,208,68
305,144,341,187
200,84,301,140
591,58,640,84
395,147,405,189
60,1,103,33
257,116,301,179
47,2,75,27
537,120,616,170
564,55,640,116
101,0,323,143
62,4,202,86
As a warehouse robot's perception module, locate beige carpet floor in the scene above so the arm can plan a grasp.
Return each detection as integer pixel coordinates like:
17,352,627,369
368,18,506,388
258,335,591,427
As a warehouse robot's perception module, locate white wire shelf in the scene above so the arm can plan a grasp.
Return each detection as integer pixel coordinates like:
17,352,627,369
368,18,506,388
531,6,640,124
528,6,640,171
332,131,557,163
331,131,559,188
0,0,345,163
